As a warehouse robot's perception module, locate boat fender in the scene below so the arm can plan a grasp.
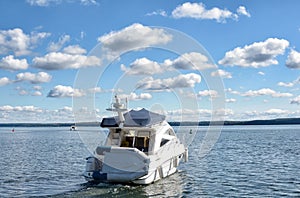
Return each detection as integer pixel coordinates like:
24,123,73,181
157,166,163,179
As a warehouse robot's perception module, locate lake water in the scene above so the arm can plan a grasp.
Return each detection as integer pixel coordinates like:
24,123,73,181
0,125,299,197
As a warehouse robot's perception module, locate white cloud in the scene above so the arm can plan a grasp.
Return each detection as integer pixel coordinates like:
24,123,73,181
167,108,212,121
121,58,163,75
277,76,300,88
26,0,98,6
0,105,76,123
218,38,289,67
0,105,42,113
244,109,290,119
98,23,172,57
0,28,50,56
286,49,300,69
119,92,152,101
0,77,11,86
32,91,42,96
226,98,236,103
242,88,293,98
80,0,98,6
146,10,167,17
33,85,42,90
48,35,70,52
258,71,265,76
164,52,215,70
47,85,85,98
211,69,232,79
171,2,237,22
290,96,300,105
198,90,218,98
63,45,87,55
32,52,101,70
121,52,214,75
237,6,251,17
0,55,28,71
136,73,201,90
18,89,28,96
265,109,288,115
15,72,52,84
26,0,56,6
277,82,294,87
226,88,241,95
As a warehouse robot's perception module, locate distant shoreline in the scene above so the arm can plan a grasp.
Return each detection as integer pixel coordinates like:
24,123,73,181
1,117,300,127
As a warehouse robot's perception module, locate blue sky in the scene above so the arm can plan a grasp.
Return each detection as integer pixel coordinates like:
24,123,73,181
1,0,300,123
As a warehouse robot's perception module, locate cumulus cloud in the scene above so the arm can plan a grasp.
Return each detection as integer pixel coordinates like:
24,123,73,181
171,2,238,22
218,38,289,67
15,72,52,84
226,98,236,103
136,73,201,90
0,77,11,86
242,88,293,98
225,88,241,95
0,105,42,113
121,52,215,75
0,55,28,71
32,91,42,96
0,105,77,123
290,96,300,105
198,90,218,98
121,58,163,75
211,69,232,79
98,23,172,57
244,109,290,119
32,52,101,70
119,92,152,101
63,45,87,55
285,49,300,69
164,52,215,70
48,35,70,52
47,85,85,97
277,82,294,87
277,76,300,88
237,6,251,17
0,28,50,56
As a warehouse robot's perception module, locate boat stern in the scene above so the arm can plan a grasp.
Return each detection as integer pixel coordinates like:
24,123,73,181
84,146,150,183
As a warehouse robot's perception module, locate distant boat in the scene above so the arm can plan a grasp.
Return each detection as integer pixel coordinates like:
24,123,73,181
83,95,188,184
70,125,77,131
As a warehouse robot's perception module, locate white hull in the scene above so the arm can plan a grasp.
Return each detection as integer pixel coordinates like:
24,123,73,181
84,143,187,184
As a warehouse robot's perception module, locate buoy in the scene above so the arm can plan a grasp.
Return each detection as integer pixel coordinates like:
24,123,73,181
12,128,15,132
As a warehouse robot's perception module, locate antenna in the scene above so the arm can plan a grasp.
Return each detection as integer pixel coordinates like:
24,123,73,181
106,95,127,126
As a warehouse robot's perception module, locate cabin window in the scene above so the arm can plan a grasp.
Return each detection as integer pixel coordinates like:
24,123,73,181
160,138,169,147
134,136,149,152
120,130,150,153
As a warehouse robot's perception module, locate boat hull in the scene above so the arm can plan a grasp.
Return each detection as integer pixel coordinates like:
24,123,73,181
84,145,187,184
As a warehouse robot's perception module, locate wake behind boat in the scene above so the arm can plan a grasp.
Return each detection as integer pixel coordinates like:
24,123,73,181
83,95,188,184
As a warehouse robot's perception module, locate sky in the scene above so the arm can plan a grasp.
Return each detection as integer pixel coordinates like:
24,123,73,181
1,0,300,123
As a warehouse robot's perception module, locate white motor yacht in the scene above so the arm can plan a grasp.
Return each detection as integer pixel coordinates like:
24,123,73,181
83,95,188,184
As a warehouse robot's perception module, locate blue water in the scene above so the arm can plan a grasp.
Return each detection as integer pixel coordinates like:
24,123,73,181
0,125,299,197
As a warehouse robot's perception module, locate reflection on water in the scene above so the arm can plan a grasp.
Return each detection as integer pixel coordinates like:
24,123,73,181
1,125,300,197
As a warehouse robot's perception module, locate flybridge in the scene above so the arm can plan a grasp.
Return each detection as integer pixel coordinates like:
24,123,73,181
101,108,166,127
